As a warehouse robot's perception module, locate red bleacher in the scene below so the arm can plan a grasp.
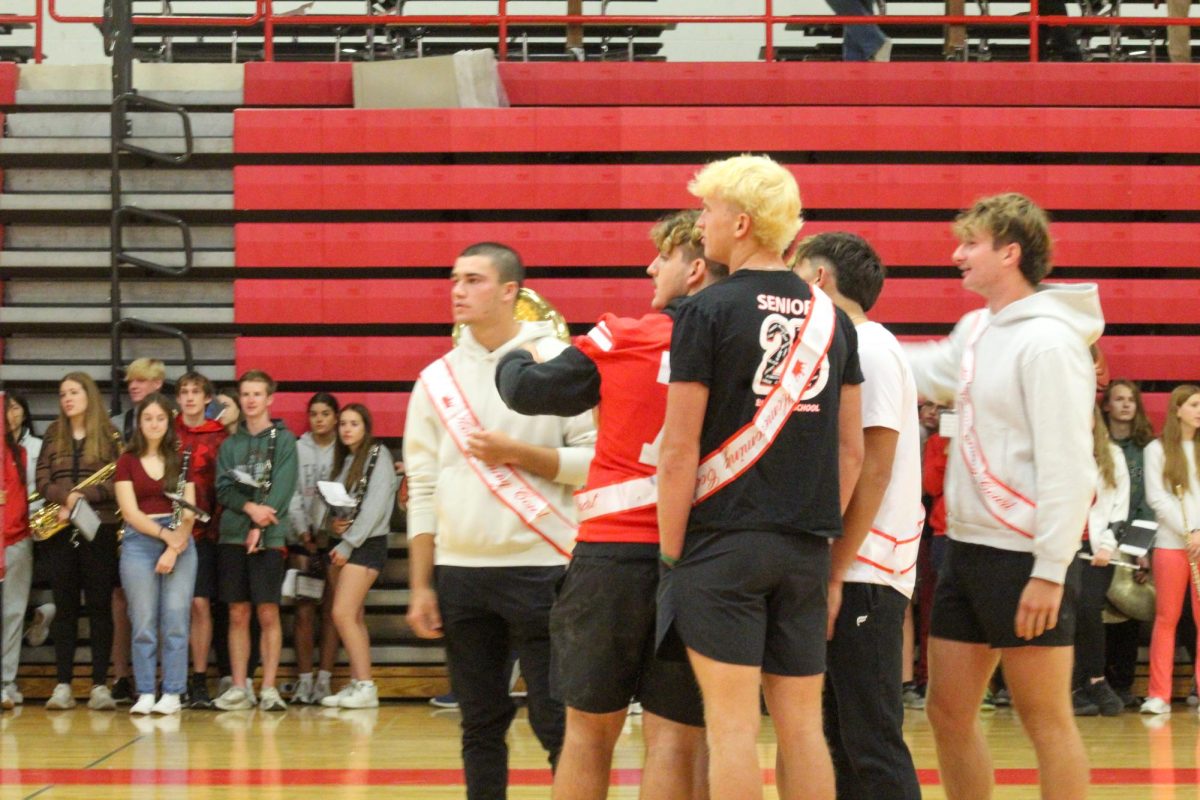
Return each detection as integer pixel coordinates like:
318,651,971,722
232,63,1198,437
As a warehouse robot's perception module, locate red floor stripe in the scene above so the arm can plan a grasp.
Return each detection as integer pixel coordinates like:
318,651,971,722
3,768,1198,786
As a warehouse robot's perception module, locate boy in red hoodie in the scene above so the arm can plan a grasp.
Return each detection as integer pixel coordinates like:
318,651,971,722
2,414,31,710
175,372,230,708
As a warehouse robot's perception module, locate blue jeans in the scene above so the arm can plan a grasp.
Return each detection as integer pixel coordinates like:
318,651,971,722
120,520,198,696
825,0,887,60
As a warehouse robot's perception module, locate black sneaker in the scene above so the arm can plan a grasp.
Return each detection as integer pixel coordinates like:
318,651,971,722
188,674,214,709
111,677,134,705
1086,679,1123,717
1116,687,1141,710
1072,687,1099,716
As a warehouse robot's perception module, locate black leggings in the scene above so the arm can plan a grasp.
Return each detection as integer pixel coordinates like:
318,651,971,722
1074,542,1113,684
42,526,119,686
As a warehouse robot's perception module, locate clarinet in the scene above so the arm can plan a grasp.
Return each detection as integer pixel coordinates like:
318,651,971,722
171,447,192,530
1176,484,1200,596
246,428,278,552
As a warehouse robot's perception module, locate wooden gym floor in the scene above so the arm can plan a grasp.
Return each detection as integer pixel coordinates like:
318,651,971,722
2,702,1199,798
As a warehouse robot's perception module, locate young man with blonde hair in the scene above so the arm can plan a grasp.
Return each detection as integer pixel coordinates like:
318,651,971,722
904,193,1102,800
496,211,725,800
657,155,864,800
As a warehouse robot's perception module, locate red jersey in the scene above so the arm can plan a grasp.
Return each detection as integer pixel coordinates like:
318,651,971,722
573,311,674,544
3,444,29,548
176,416,228,540
922,433,949,536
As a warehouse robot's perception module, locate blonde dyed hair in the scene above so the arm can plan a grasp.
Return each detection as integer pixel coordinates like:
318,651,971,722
688,155,803,254
953,193,1053,286
1161,384,1200,495
125,357,166,382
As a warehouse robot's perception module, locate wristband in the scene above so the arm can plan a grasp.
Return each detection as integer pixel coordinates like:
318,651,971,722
659,552,679,568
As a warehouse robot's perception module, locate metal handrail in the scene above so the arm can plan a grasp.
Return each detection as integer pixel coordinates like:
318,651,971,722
3,0,45,63
110,318,196,415
114,92,194,165
41,1,1200,62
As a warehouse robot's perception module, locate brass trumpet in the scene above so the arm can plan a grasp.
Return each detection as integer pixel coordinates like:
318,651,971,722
29,460,119,542
452,287,570,346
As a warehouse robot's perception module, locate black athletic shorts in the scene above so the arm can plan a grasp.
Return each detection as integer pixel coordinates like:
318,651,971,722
193,538,220,600
658,529,831,677
345,535,388,572
217,544,286,606
551,542,704,727
931,538,1081,648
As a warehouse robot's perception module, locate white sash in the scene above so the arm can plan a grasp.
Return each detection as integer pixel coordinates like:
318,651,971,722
956,314,1037,538
576,474,657,523
694,286,838,504
421,357,576,559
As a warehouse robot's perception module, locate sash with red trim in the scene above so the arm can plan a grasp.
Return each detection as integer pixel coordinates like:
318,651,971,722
956,313,1037,539
421,357,576,559
693,285,838,504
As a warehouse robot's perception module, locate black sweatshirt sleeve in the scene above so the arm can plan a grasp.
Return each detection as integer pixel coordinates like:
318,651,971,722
496,347,601,418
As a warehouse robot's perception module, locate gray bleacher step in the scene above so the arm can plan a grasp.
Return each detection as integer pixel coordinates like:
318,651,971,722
0,138,233,155
0,363,237,382
14,90,244,107
0,307,234,324
4,335,234,364
4,224,234,249
5,112,234,138
5,169,233,193
0,193,234,211
0,250,235,269
5,279,231,304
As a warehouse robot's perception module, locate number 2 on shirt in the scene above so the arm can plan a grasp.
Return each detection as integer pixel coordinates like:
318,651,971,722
638,351,671,467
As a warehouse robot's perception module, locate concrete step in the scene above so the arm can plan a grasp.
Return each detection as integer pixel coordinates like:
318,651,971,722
5,112,234,138
0,307,234,324
0,362,237,383
3,224,234,249
0,250,235,269
4,334,234,363
14,63,244,107
4,169,233,193
5,279,232,305
0,137,233,155
0,193,233,211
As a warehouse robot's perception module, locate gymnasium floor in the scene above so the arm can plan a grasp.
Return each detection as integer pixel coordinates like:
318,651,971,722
2,703,1199,798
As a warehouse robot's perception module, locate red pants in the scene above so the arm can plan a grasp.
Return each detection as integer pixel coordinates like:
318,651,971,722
1148,548,1200,701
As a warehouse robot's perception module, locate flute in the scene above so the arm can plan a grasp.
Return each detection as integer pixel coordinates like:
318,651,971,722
1174,484,1200,596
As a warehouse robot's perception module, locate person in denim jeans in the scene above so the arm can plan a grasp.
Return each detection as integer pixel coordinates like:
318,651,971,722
114,393,198,716
824,0,891,61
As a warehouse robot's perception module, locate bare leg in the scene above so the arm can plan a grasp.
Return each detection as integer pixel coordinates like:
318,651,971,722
686,648,763,800
901,603,915,684
642,712,709,800
227,601,252,686
190,597,213,674
111,587,131,680
762,672,833,800
257,603,283,689
293,600,317,675
319,570,340,674
331,564,378,681
551,707,626,800
925,637,999,800
1001,646,1089,800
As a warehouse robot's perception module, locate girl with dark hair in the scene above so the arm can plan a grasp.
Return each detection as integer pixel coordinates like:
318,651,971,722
287,392,340,704
114,393,197,715
35,372,122,710
1,417,31,710
319,404,394,709
6,392,41,496
1141,384,1200,715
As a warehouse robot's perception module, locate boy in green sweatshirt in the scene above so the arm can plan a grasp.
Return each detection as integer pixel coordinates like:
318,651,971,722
212,370,298,712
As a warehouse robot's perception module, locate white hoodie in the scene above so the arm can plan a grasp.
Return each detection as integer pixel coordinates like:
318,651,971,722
1088,442,1129,555
1143,438,1200,551
404,321,597,567
905,283,1104,584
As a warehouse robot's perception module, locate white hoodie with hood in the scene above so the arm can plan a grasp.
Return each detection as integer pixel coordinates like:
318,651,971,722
904,283,1104,584
404,320,596,567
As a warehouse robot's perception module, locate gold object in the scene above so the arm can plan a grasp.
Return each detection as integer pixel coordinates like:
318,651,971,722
29,461,119,542
1176,485,1200,597
452,287,570,346
1105,556,1155,622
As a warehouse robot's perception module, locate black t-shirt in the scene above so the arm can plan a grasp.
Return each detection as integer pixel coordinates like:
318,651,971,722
669,268,863,539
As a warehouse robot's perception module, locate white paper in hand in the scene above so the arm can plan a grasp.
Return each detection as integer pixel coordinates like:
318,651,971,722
230,468,262,488
317,481,357,519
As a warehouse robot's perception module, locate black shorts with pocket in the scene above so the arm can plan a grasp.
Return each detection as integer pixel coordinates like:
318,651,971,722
551,542,704,727
345,535,389,572
217,544,286,606
658,529,831,677
931,537,1081,648
193,537,220,600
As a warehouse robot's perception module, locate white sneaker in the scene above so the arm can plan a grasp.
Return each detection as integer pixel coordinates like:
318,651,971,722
311,676,332,705
339,681,379,709
25,603,55,647
1,687,13,711
45,683,76,710
1140,696,1172,715
259,686,287,712
214,686,255,711
4,684,23,706
291,676,314,705
872,37,894,62
217,675,233,697
628,701,643,716
152,694,182,715
320,684,354,708
130,694,156,715
88,685,117,711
